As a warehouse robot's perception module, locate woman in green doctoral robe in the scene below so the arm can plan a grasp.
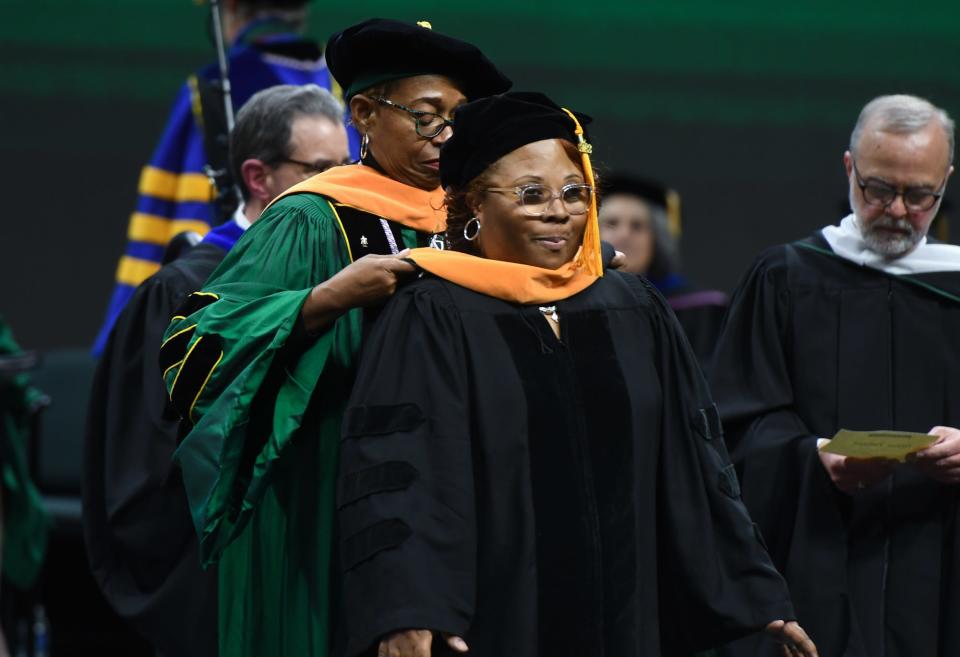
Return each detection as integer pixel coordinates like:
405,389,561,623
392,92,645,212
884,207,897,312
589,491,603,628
337,93,819,657
159,19,510,657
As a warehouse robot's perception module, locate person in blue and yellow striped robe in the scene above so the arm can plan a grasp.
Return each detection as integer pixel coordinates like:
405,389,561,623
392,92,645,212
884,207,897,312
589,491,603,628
94,3,357,354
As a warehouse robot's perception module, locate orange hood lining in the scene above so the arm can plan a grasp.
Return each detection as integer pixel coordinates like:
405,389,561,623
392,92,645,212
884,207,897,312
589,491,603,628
265,164,447,234
407,248,598,304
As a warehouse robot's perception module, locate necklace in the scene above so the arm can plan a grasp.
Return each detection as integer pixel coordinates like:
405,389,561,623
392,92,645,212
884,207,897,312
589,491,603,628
538,305,559,322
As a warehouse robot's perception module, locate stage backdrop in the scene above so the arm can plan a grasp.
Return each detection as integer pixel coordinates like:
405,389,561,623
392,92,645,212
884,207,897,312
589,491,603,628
3,0,960,349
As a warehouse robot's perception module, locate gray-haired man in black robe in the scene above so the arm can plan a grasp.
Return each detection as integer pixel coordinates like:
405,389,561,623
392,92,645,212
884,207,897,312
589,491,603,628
712,94,960,657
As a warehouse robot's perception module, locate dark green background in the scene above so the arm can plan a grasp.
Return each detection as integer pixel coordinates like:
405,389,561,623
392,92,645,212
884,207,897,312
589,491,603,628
5,1,960,348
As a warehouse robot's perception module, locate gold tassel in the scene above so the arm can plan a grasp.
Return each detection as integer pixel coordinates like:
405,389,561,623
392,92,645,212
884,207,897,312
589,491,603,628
665,188,682,239
561,108,603,277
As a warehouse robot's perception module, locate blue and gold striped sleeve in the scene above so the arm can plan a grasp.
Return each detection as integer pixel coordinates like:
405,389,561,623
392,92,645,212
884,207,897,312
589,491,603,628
94,80,215,354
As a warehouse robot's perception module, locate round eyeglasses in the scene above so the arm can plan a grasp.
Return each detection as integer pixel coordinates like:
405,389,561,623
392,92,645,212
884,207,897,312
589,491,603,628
852,160,946,212
375,97,454,138
484,183,594,216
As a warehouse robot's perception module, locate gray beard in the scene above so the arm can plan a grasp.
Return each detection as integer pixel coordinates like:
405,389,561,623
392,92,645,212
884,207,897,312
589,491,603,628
854,213,922,258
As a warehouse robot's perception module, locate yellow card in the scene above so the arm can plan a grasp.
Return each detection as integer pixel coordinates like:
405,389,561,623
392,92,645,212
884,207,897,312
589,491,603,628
819,429,937,462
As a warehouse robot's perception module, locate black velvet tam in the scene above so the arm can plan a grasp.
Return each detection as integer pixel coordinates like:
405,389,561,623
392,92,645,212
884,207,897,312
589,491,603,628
325,18,512,101
600,173,672,209
439,91,592,189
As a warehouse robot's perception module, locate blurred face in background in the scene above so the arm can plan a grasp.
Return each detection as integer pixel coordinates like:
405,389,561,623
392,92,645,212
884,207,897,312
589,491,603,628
599,193,655,274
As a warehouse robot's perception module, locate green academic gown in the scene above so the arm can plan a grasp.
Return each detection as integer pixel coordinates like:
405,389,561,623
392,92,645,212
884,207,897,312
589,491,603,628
161,168,443,657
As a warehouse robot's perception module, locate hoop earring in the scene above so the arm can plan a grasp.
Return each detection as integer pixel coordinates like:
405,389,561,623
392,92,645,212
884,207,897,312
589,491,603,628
360,133,370,160
463,217,481,241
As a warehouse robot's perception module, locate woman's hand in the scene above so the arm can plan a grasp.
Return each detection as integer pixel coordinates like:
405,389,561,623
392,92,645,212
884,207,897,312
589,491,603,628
765,620,818,657
302,250,417,333
378,630,468,657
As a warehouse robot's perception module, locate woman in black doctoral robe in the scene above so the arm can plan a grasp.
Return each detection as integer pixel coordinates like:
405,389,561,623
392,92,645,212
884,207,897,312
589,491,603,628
336,93,818,657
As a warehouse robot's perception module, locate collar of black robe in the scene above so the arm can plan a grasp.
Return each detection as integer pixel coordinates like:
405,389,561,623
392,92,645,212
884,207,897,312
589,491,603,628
794,235,960,305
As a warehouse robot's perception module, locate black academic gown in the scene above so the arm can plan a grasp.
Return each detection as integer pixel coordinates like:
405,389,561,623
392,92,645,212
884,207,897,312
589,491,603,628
667,287,728,376
83,242,225,657
337,271,795,657
649,275,728,375
710,232,960,657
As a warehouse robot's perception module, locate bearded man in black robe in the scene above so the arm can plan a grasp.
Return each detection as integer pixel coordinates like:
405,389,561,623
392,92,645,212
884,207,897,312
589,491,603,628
712,94,960,657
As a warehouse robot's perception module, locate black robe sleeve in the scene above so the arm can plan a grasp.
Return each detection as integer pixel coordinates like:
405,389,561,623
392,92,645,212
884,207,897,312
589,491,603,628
338,283,475,657
671,300,727,376
83,254,218,657
707,251,838,570
637,277,795,654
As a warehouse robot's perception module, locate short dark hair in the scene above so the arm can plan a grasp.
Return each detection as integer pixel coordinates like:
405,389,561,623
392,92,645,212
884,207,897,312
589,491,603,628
229,84,344,201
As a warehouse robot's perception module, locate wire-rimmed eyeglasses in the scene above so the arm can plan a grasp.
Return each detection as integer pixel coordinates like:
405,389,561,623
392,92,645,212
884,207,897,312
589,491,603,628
484,183,594,216
375,97,454,138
